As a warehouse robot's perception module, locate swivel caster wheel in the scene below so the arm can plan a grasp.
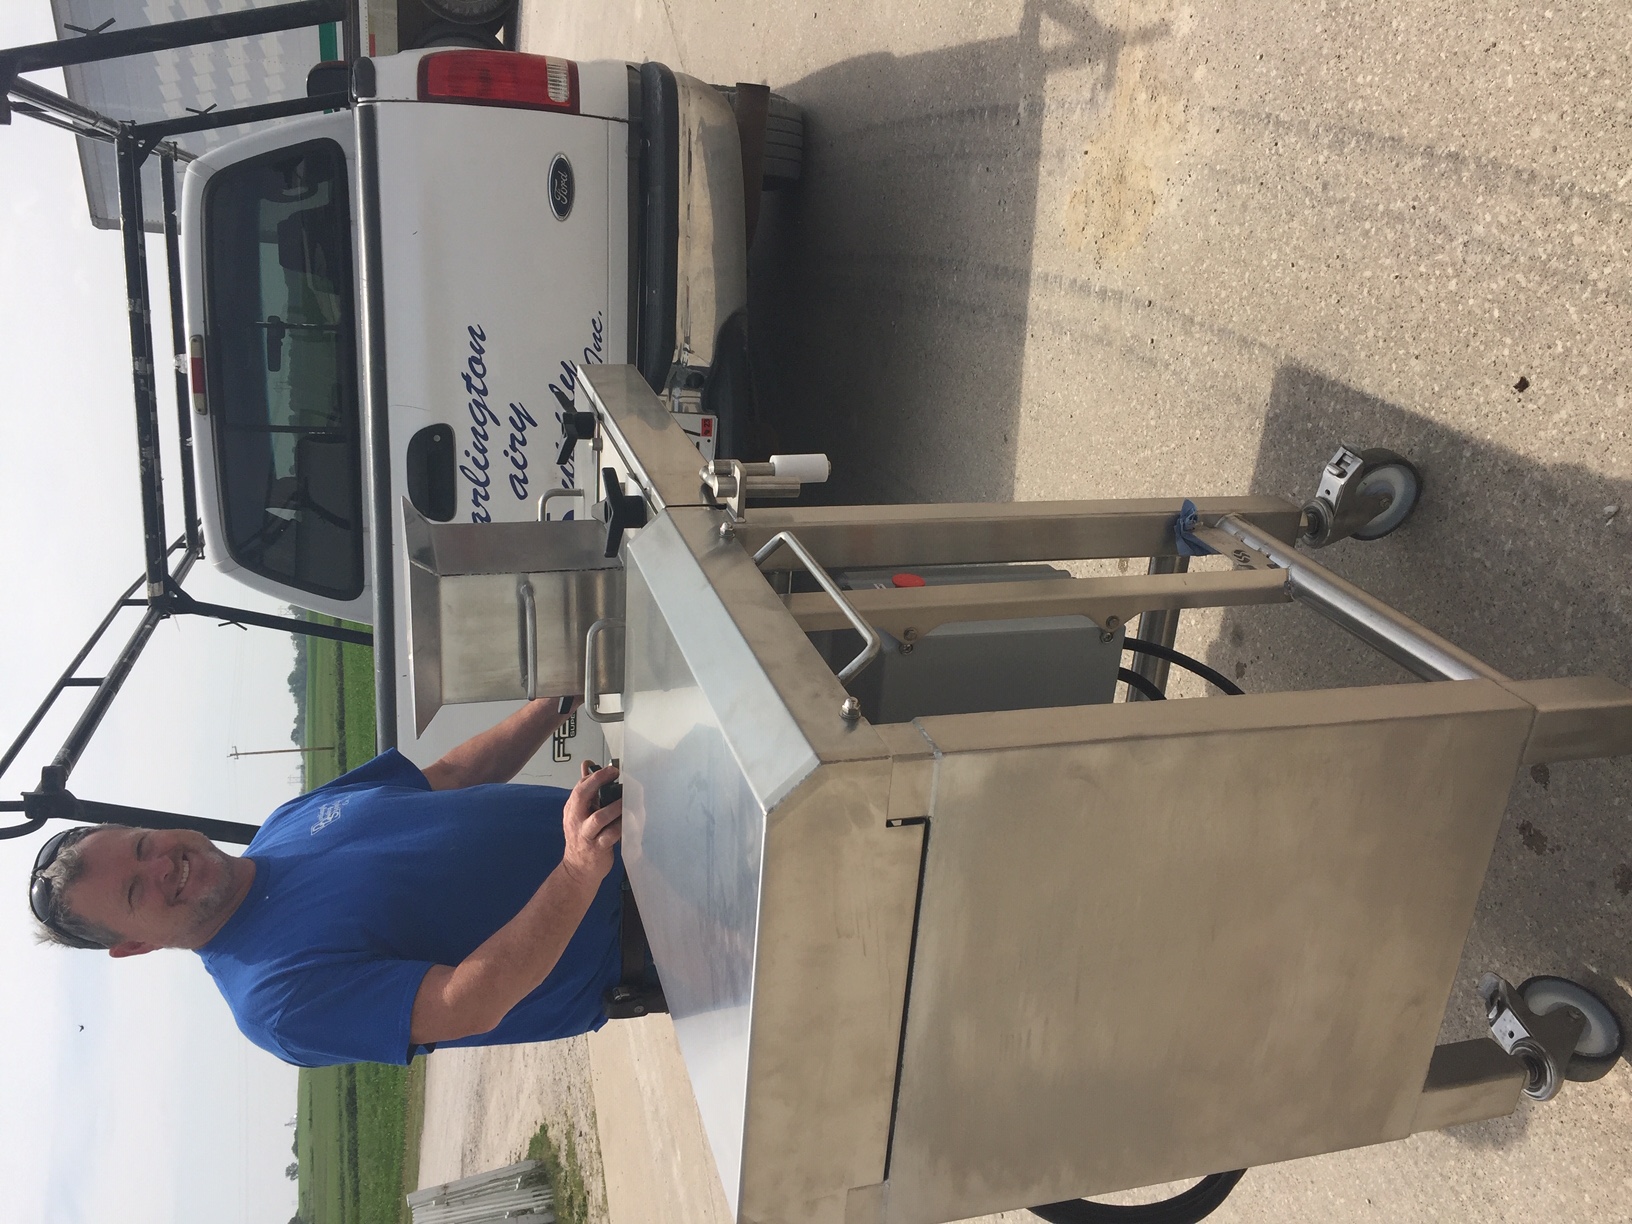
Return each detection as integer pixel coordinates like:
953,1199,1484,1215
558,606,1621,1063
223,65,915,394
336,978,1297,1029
1518,976,1626,1083
1347,448,1422,540
1302,444,1423,546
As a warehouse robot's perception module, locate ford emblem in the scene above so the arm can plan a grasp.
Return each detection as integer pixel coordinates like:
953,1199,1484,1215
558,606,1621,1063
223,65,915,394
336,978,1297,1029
548,154,574,221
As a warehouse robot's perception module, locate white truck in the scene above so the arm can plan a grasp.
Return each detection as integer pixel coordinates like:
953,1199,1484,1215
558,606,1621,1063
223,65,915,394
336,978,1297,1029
178,45,800,783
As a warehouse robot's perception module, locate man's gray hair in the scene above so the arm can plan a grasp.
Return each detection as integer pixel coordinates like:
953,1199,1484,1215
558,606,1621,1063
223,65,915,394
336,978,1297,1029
33,826,124,950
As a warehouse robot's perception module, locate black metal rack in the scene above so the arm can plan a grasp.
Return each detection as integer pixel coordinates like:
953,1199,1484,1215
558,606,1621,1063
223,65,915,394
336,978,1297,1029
1,1,367,848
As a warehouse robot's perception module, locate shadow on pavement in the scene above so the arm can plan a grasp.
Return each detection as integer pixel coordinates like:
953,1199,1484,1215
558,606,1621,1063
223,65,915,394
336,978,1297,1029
745,0,1167,505
1213,362,1632,1147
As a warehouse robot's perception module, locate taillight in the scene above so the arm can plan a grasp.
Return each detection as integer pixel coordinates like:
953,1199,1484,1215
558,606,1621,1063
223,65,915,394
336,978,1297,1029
189,334,208,416
418,51,579,114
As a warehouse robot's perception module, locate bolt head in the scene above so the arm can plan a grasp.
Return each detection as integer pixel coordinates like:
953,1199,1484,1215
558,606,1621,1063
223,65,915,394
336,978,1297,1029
840,696,862,721
718,521,736,541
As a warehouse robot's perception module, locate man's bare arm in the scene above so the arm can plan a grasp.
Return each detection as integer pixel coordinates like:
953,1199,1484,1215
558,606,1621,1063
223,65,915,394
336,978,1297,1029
420,698,577,791
409,764,621,1045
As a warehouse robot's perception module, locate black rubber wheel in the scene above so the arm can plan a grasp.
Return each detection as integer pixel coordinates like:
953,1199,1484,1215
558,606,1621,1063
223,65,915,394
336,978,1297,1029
413,20,504,48
716,87,804,189
701,310,755,460
1519,976,1626,1083
421,0,515,24
1030,1170,1246,1224
1349,447,1422,540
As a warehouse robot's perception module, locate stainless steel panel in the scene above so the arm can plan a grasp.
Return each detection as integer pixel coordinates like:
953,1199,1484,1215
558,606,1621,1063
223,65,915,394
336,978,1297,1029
579,363,715,511
622,512,825,1214
404,503,623,733
1410,1040,1526,1134
738,497,1302,570
404,500,620,577
739,762,925,1224
437,570,622,701
884,681,1534,1224
624,511,925,1223
626,512,823,809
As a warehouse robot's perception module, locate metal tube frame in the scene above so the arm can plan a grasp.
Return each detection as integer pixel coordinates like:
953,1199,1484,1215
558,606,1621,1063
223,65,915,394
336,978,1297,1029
737,501,1503,688
0,1,369,846
159,155,202,555
1216,514,1505,683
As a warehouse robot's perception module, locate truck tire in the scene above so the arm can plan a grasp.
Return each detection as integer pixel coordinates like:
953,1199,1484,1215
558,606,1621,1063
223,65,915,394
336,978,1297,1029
717,88,805,190
413,21,503,48
421,0,516,24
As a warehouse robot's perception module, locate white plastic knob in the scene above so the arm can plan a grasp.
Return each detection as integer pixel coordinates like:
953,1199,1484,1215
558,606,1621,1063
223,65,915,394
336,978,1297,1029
768,454,831,484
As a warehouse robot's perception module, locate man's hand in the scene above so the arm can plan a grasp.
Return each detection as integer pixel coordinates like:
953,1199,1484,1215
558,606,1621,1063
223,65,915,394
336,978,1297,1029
562,763,621,886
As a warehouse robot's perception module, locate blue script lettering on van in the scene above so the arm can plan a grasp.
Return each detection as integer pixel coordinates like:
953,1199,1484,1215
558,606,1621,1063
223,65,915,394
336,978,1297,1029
548,311,606,506
460,324,499,524
503,401,539,502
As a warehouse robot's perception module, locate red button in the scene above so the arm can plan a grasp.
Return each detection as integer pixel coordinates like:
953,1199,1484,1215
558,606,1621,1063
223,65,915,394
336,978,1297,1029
892,573,926,588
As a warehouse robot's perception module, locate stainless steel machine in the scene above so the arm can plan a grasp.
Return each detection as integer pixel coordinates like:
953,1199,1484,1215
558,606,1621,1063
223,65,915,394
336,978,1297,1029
406,364,1632,1224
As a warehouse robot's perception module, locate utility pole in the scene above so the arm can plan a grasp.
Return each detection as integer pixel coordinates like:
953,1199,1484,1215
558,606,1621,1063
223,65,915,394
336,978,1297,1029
230,745,335,759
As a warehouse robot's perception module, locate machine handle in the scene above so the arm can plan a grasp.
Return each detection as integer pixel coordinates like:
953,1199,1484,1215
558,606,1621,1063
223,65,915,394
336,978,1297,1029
751,530,881,683
519,579,538,701
555,408,598,467
602,467,649,558
537,485,588,521
583,617,625,723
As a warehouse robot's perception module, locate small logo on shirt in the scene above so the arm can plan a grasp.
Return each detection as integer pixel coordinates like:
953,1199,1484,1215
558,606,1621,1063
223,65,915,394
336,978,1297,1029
310,799,348,835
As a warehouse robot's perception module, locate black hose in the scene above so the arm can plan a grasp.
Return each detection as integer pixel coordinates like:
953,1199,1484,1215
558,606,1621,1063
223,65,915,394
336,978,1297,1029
1118,667,1166,701
1030,1170,1247,1224
1121,638,1244,697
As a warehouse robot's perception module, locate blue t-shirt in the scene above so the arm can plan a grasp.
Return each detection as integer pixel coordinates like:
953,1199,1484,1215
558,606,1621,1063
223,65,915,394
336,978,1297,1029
197,750,624,1067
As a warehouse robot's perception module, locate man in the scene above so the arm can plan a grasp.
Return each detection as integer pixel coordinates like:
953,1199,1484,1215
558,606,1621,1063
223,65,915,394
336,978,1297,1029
27,698,630,1067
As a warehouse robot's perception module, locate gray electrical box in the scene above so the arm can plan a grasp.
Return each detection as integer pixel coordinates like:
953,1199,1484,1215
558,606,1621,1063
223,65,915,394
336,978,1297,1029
807,564,1123,724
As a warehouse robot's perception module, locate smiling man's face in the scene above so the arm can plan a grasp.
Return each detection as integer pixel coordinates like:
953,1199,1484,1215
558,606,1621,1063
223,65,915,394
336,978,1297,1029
64,827,253,956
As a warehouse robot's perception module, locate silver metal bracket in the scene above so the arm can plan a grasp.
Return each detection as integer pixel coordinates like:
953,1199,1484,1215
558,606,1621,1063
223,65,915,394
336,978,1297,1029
1477,972,1585,1102
1303,444,1394,547
701,459,802,523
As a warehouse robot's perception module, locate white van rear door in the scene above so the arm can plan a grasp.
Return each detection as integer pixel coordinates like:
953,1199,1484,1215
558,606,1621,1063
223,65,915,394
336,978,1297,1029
372,98,618,526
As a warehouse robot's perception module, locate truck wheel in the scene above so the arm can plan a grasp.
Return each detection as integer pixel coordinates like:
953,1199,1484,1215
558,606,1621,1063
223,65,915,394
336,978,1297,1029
421,0,515,24
718,88,805,189
413,20,503,48
702,310,755,460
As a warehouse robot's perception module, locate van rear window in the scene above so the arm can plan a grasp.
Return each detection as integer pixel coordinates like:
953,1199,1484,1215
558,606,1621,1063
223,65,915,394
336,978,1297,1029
203,140,363,601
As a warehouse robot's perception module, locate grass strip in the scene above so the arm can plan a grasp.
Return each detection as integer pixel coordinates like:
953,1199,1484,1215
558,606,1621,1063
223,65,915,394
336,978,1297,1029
524,1120,592,1224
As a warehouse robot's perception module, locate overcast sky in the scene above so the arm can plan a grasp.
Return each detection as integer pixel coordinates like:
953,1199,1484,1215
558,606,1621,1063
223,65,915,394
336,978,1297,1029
0,9,304,1223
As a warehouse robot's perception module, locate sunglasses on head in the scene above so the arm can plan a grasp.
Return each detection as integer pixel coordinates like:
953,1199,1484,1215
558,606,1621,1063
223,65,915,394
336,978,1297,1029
29,827,104,950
